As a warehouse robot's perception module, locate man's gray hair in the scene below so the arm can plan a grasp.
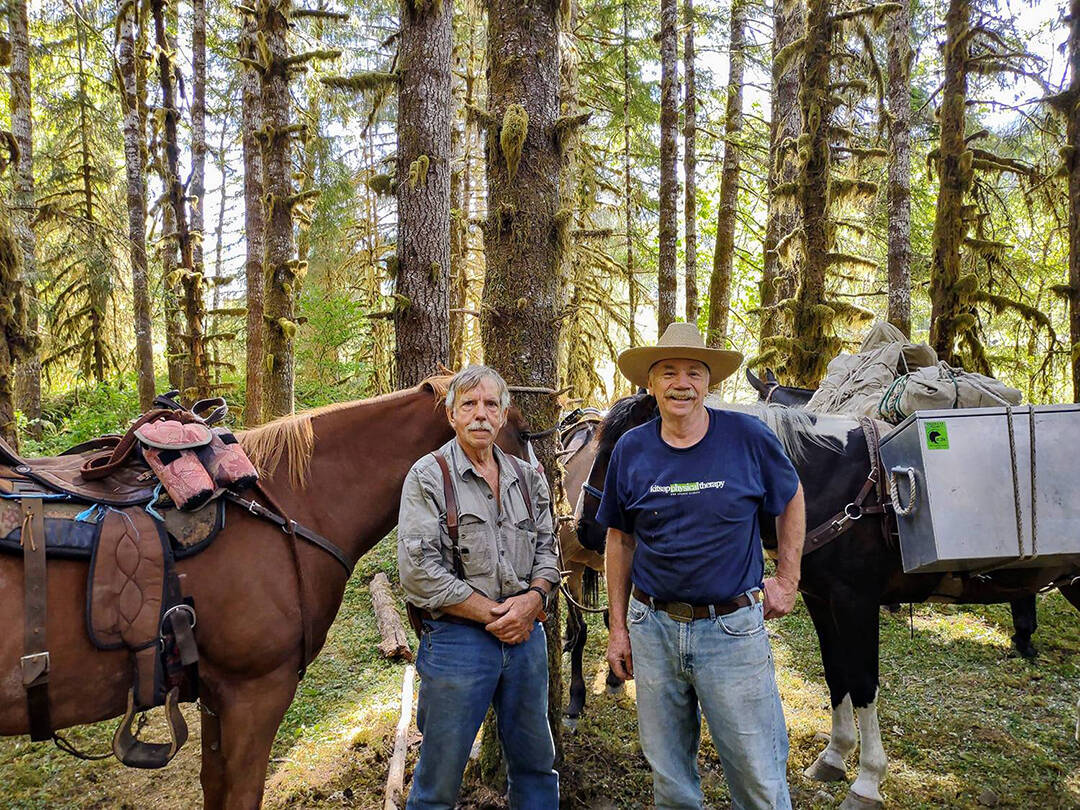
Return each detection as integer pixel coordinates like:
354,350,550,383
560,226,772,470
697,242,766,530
445,364,511,411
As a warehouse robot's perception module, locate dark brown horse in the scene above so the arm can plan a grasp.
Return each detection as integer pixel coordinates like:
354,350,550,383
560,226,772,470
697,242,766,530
0,378,531,809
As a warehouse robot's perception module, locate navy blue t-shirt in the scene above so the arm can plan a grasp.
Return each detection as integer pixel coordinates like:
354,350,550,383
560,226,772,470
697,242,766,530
596,407,800,604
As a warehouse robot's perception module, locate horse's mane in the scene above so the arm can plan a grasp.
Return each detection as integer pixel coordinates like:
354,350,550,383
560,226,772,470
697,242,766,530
239,375,451,488
596,392,843,465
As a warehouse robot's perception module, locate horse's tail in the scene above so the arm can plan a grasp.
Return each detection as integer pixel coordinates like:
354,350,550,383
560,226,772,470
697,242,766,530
583,566,603,610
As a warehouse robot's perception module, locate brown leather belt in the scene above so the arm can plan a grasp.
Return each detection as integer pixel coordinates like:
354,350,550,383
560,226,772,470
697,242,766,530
632,586,762,623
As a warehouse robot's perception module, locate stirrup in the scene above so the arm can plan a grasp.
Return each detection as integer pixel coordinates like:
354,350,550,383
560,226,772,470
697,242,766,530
112,686,188,769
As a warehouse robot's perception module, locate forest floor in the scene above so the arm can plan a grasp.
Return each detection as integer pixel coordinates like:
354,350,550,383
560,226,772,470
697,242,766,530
3,534,1080,810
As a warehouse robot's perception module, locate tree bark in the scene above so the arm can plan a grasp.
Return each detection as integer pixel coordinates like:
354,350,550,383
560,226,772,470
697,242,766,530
0,190,28,448
394,0,452,387
240,15,265,425
789,0,839,387
117,0,155,411
683,0,698,325
187,0,209,398
75,7,107,382
153,0,206,401
258,0,300,417
657,0,678,331
886,0,913,338
623,0,636,347
928,0,970,365
481,0,563,760
370,572,413,661
762,0,803,347
706,0,745,349
9,0,40,426
1067,0,1080,402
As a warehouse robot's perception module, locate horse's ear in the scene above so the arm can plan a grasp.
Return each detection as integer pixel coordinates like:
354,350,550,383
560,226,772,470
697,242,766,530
746,368,762,388
765,368,779,384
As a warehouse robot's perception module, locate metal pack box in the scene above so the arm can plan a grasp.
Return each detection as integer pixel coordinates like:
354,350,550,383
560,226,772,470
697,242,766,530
876,405,1080,574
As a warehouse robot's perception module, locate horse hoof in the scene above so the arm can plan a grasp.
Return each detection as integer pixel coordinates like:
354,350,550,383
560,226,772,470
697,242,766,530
1011,638,1038,659
803,759,847,782
606,682,625,696
562,716,579,733
838,792,883,810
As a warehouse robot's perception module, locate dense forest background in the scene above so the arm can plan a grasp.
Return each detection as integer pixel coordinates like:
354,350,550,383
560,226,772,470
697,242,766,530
0,0,1076,451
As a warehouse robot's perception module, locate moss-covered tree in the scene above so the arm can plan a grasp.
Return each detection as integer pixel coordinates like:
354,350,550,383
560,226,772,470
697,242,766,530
479,0,564,759
886,0,912,337
394,0,451,387
0,142,32,448
240,12,265,425
760,0,891,386
928,0,1045,370
117,0,154,410
9,0,40,426
762,0,804,347
706,0,745,349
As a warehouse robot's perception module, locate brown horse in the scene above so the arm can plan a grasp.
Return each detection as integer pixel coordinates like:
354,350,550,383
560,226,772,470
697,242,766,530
0,378,530,809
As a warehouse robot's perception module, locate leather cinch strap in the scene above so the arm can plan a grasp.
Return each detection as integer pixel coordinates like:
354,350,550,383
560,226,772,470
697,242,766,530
20,496,51,741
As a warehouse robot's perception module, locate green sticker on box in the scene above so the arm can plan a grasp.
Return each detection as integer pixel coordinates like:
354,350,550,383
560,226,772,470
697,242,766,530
924,421,949,449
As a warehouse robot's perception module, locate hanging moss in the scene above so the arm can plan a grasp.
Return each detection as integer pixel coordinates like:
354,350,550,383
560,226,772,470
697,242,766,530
277,318,298,340
368,173,394,196
408,155,430,189
320,71,399,92
500,104,529,180
265,353,275,372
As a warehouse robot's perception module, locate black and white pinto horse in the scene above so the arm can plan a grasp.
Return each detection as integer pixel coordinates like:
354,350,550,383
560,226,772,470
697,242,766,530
576,392,1080,809
744,366,1073,659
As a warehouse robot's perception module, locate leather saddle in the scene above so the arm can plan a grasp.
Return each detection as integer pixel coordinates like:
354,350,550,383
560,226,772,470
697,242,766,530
0,392,240,768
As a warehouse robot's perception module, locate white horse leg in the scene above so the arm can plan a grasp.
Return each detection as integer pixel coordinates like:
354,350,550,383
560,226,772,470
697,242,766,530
804,694,855,782
841,691,887,809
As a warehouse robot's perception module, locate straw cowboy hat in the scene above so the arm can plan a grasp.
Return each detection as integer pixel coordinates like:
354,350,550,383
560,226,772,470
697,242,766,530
617,322,744,389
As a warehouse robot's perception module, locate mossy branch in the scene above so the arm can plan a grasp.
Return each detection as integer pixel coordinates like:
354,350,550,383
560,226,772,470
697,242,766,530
827,252,878,272
286,49,343,68
321,71,399,92
466,104,496,129
292,8,350,19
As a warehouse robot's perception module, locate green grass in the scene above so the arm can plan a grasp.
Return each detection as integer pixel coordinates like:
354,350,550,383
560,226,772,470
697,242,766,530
3,539,1079,808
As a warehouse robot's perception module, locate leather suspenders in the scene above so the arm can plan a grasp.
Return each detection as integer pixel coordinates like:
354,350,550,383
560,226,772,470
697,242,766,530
431,451,536,578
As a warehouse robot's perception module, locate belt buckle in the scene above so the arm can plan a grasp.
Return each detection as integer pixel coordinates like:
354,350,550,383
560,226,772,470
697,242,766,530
20,651,50,686
666,601,694,623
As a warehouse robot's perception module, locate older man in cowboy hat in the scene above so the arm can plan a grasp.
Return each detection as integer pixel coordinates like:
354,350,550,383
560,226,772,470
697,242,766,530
596,322,805,810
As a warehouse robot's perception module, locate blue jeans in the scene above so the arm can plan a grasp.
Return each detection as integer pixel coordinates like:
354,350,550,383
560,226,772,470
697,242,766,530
628,594,792,810
405,620,559,810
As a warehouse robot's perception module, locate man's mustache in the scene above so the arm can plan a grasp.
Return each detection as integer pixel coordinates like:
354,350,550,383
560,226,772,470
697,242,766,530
665,390,696,401
467,421,493,433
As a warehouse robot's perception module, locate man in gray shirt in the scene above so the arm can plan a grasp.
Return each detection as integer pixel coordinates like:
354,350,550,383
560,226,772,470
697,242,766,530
398,365,560,810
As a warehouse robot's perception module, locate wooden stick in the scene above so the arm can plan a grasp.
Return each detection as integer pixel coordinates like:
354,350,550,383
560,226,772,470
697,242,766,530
384,664,416,810
370,572,413,662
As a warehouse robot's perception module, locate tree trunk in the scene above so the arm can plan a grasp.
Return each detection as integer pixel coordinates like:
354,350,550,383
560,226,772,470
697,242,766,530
683,0,698,325
256,0,300,418
1067,0,1080,402
75,8,107,383
450,22,478,370
210,95,233,388
762,0,803,347
481,0,563,760
657,0,678,331
886,0,912,338
187,0,209,399
706,0,745,350
0,191,27,448
623,0,636,347
789,0,838,387
117,0,155,411
394,0,452,388
153,0,206,401
240,15,265,425
9,0,40,427
928,0,970,366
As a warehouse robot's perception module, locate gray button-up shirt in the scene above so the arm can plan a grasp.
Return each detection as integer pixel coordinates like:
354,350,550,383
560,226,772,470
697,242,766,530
397,438,560,614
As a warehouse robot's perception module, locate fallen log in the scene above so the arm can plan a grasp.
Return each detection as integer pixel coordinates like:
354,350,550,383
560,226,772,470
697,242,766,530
384,664,417,810
370,572,413,661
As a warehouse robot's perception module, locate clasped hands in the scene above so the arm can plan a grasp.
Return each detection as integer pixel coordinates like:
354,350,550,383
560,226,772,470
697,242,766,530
484,591,544,644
